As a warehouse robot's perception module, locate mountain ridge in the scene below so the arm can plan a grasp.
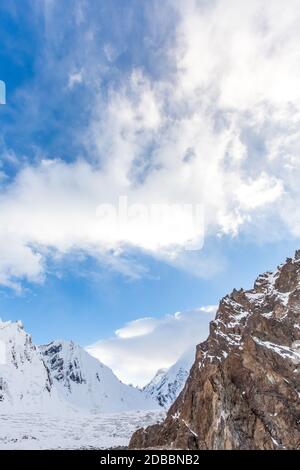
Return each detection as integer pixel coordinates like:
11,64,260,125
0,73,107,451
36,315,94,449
0,321,157,414
40,339,156,413
129,251,300,450
143,347,195,408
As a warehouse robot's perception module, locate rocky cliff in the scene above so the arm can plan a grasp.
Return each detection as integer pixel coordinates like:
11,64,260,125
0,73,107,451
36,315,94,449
129,252,300,449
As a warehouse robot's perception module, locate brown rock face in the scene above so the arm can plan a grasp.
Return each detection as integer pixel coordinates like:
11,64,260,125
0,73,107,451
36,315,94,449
130,254,300,450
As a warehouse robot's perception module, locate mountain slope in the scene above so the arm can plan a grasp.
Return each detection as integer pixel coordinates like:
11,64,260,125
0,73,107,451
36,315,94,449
143,348,195,408
40,340,157,413
130,251,300,450
0,321,60,413
0,321,157,414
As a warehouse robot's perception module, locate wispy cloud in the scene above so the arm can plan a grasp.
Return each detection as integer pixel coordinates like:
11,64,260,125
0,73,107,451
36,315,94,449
1,0,300,288
86,306,216,386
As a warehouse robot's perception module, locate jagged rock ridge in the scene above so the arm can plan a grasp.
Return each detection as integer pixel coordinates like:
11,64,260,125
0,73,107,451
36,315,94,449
130,251,300,450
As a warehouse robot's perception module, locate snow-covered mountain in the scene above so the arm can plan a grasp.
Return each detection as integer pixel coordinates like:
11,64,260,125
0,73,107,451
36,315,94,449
0,320,62,413
0,320,157,414
40,340,157,413
143,347,195,408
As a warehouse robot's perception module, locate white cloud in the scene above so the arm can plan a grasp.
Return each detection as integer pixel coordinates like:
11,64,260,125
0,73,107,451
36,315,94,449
1,0,300,287
86,306,216,386
175,0,300,108
115,318,157,339
0,236,44,291
235,173,283,211
67,70,83,89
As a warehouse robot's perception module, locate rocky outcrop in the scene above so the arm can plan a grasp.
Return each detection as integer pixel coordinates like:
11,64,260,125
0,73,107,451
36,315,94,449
129,252,300,450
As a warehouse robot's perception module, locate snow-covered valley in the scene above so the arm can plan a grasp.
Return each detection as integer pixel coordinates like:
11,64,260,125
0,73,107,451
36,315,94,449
0,319,196,449
0,319,179,449
0,409,164,449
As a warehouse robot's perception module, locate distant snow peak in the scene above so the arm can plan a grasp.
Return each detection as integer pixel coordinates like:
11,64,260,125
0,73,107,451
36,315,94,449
144,347,195,408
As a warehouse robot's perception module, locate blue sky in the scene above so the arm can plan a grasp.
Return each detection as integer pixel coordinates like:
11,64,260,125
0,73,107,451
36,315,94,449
1,0,300,384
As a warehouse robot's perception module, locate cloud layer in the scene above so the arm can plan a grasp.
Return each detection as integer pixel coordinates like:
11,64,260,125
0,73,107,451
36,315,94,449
1,0,300,288
86,306,216,386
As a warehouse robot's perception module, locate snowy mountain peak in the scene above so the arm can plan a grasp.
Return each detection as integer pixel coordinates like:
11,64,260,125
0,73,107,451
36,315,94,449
0,320,55,412
0,319,24,334
149,368,168,387
0,321,158,414
40,339,157,413
143,347,195,408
